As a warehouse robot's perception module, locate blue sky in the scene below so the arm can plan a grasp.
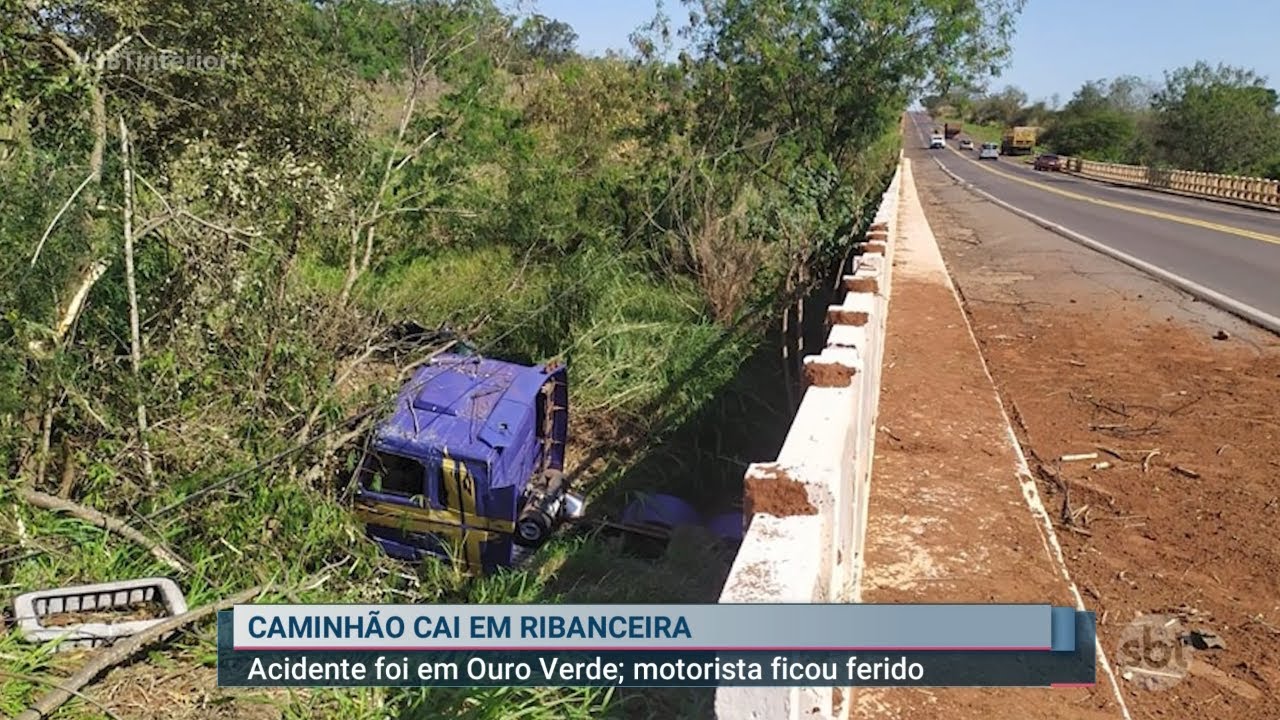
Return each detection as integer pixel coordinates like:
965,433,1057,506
532,0,1280,104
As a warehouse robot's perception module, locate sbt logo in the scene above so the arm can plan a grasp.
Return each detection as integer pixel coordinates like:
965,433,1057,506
1115,614,1190,690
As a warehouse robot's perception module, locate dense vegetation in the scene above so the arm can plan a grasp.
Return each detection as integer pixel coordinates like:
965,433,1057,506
926,62,1280,178
1,0,1023,717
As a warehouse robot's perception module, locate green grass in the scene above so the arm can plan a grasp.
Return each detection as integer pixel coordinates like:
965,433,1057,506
2,123,894,719
0,243,759,718
939,117,1003,146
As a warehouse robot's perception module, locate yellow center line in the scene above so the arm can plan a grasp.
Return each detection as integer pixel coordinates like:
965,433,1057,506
946,148,1280,247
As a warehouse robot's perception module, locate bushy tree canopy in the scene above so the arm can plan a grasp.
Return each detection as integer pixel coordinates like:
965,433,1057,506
1151,62,1280,175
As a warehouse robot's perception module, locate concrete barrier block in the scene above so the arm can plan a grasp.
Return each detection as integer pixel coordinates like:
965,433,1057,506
716,687,792,720
777,386,858,481
717,685,835,720
839,260,880,285
854,253,886,274
836,290,876,317
851,259,883,279
777,385,860,572
715,517,836,720
719,513,830,603
827,323,869,351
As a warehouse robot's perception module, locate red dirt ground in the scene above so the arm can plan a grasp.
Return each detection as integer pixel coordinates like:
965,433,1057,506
916,158,1280,720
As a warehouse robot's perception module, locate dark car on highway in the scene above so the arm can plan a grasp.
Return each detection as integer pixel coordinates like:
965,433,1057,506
1033,153,1062,171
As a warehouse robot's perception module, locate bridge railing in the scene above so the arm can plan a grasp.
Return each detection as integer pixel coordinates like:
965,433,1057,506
713,154,903,720
1059,156,1280,209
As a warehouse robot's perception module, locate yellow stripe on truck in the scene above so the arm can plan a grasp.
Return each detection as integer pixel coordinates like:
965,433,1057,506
949,148,1280,247
441,451,488,568
355,502,507,573
354,501,515,535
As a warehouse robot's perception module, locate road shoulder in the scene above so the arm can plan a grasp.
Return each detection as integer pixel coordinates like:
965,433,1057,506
913,150,1280,720
850,159,1125,719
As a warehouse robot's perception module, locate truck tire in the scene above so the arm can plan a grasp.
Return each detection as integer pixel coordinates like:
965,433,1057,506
515,510,553,547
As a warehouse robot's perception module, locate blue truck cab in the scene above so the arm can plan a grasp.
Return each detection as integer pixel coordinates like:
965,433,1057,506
353,353,583,572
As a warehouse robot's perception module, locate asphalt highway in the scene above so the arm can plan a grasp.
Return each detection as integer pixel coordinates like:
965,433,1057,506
907,112,1280,322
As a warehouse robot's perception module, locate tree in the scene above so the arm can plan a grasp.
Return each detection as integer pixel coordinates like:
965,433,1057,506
301,0,411,80
1042,110,1136,160
1151,62,1280,175
1104,75,1157,113
972,85,1027,126
1041,78,1141,161
514,14,578,63
922,81,983,118
678,0,1027,166
628,0,1026,323
1013,100,1051,128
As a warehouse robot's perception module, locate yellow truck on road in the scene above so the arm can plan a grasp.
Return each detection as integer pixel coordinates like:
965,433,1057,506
1001,126,1037,156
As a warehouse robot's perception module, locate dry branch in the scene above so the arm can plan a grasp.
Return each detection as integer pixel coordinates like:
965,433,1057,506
119,117,154,483
15,585,264,720
27,259,111,356
57,439,77,499
30,171,96,267
16,487,188,574
1142,449,1161,473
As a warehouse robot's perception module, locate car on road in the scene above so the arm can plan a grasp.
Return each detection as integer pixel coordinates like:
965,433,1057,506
978,142,999,160
1033,153,1062,171
929,133,945,149
958,138,974,151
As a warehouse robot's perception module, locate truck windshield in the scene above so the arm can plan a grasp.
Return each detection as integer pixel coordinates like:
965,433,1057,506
360,452,425,497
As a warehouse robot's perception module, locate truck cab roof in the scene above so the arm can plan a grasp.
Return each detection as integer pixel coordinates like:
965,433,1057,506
372,354,567,483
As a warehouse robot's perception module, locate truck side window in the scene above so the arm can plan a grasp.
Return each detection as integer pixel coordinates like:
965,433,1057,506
363,452,425,497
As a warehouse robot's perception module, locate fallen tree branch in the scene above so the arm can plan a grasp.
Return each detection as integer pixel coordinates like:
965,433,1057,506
119,117,155,485
35,258,112,353
16,584,264,720
16,487,189,574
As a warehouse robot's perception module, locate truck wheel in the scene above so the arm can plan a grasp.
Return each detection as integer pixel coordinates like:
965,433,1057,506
515,511,552,547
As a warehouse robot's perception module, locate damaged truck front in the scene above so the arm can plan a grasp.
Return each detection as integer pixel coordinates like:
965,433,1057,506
353,353,584,573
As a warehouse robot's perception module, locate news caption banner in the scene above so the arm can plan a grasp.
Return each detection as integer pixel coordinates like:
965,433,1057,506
217,604,1095,688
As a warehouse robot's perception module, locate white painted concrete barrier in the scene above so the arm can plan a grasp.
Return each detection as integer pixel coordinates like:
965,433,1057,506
715,155,903,720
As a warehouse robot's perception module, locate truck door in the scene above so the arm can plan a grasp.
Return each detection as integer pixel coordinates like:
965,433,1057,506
437,454,511,571
354,451,437,560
